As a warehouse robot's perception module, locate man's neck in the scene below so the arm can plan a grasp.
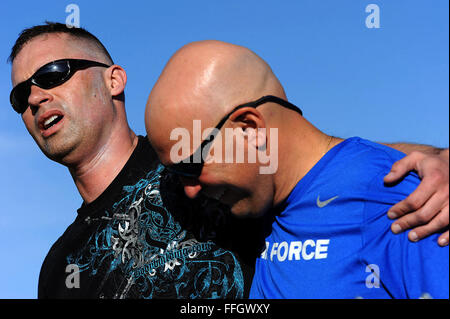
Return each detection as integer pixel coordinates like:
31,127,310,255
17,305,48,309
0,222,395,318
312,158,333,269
272,119,342,206
69,130,138,204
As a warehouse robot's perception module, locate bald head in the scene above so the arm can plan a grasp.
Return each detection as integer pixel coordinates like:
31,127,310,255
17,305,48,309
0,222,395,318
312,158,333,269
145,40,330,216
145,40,286,162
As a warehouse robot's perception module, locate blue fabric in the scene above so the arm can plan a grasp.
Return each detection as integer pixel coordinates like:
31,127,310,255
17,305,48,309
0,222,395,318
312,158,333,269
250,137,449,299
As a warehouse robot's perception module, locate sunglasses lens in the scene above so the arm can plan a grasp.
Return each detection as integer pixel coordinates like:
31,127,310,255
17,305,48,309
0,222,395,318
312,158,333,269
10,83,31,114
33,63,69,89
10,61,70,114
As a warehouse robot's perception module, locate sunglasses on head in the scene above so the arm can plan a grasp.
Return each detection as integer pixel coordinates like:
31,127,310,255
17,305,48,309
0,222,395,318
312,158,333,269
165,95,303,178
10,58,111,114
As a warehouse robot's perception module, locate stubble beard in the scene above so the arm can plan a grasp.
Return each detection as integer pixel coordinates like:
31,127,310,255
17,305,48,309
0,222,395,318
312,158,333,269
38,120,83,165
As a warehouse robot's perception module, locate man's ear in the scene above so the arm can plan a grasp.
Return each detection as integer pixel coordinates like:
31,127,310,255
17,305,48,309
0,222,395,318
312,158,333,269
104,65,127,97
229,107,267,149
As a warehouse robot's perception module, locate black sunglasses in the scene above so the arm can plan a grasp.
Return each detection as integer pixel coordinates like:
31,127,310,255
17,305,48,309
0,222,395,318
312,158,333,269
166,95,303,178
10,58,110,114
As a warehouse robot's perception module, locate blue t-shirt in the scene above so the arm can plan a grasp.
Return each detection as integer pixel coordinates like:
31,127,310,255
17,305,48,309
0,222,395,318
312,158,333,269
250,137,449,299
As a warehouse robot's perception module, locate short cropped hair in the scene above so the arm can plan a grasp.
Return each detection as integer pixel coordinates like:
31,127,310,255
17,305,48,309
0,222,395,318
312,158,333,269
8,21,114,64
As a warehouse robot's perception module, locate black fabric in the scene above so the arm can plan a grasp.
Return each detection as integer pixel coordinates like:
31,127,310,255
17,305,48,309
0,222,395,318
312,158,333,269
38,136,259,299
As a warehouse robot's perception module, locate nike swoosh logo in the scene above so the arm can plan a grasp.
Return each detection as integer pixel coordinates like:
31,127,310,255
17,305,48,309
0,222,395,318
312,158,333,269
316,195,339,208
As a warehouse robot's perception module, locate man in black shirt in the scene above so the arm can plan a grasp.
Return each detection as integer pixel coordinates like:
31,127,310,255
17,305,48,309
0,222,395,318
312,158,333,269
9,23,254,298
8,23,448,298
38,135,255,298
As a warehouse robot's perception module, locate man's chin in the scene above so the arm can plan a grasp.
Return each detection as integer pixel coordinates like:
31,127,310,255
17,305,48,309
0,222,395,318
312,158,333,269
41,142,76,164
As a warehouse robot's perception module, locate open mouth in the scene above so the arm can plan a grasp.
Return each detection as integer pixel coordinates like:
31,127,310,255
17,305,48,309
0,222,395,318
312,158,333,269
38,111,65,138
43,114,64,130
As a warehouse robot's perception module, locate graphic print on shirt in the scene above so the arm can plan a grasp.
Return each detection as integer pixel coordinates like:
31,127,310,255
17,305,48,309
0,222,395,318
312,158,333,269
67,165,244,298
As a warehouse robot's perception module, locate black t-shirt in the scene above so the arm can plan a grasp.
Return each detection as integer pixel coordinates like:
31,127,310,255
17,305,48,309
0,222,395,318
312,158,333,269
38,136,260,299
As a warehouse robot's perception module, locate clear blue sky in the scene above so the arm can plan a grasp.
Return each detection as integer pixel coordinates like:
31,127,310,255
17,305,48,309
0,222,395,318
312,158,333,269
0,0,448,298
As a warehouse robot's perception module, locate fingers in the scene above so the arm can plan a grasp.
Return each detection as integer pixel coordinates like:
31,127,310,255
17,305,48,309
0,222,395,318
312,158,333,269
387,174,437,220
391,205,449,246
390,192,442,233
385,150,449,246
387,160,448,219
408,206,448,242
438,231,449,247
384,151,424,184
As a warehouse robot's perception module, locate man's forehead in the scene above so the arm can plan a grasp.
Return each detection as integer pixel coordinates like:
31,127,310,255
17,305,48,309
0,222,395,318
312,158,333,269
11,33,93,84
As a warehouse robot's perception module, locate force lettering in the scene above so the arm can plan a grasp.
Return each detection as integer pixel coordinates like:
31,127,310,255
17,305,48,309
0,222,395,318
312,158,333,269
262,239,330,262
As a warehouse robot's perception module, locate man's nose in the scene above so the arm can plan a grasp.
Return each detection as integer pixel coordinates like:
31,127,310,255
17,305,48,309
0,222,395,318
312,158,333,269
179,176,202,199
28,85,53,110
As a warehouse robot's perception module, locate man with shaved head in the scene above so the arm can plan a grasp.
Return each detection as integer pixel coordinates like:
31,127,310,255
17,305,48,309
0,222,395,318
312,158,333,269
145,40,449,298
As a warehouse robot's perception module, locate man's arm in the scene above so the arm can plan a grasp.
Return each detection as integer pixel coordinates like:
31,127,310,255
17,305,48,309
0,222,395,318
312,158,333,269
382,143,449,246
383,142,446,156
